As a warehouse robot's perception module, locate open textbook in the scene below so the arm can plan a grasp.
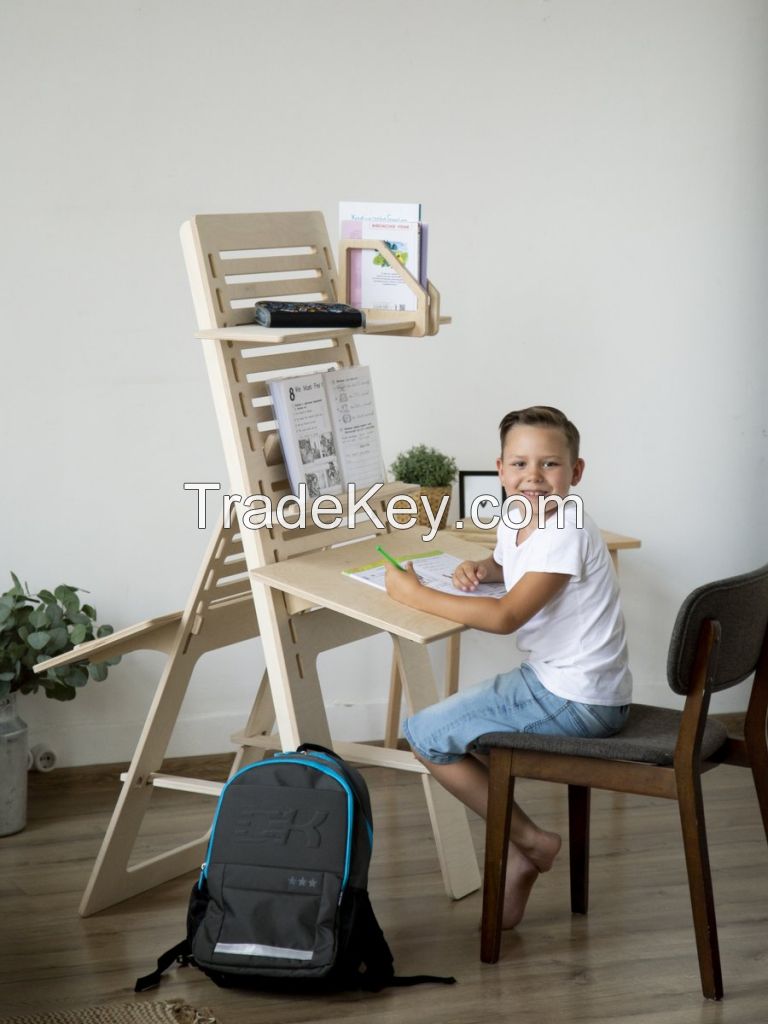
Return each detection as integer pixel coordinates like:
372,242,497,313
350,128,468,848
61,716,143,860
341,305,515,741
344,550,507,599
269,365,385,498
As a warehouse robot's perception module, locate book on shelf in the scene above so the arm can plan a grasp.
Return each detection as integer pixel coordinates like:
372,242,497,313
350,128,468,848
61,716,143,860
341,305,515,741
339,201,427,313
269,365,385,499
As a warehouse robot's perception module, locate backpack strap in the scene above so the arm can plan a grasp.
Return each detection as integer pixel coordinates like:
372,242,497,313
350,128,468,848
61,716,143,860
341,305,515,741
297,743,373,832
349,888,458,990
384,973,457,987
134,938,193,992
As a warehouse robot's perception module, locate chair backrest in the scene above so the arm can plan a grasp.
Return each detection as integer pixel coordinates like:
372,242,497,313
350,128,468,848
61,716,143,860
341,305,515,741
667,564,768,694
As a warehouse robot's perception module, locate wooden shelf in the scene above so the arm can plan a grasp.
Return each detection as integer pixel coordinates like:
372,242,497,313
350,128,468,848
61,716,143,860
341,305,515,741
338,238,447,337
196,319,419,345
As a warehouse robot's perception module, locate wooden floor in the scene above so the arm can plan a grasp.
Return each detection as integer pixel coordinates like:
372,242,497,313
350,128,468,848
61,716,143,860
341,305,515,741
1,754,767,1023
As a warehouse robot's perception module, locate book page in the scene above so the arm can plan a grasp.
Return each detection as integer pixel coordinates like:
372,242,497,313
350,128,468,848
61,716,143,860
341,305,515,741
359,218,421,312
269,374,343,497
344,551,507,599
339,201,421,224
324,366,385,490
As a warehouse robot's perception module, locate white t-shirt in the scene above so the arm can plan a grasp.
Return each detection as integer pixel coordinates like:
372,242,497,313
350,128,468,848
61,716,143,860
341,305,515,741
493,507,632,706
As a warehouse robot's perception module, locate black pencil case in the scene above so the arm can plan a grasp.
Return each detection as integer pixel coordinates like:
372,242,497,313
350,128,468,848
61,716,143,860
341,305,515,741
253,301,365,329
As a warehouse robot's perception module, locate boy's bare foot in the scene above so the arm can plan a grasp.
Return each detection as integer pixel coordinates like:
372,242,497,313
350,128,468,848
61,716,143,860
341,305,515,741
522,828,562,874
502,830,562,929
502,845,539,928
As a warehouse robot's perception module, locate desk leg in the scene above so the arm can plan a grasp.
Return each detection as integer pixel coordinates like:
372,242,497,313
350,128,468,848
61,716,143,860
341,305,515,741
394,638,480,900
385,634,462,747
252,585,333,750
80,648,205,915
384,657,402,749
445,633,461,697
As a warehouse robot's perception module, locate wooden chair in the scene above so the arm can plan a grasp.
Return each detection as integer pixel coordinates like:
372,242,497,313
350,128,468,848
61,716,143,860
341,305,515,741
476,563,768,1000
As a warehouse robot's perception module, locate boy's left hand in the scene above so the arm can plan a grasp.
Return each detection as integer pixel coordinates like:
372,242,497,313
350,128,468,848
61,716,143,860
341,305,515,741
384,561,422,602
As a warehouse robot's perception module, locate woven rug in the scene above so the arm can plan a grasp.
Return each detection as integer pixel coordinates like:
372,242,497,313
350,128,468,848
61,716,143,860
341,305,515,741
0,1002,218,1024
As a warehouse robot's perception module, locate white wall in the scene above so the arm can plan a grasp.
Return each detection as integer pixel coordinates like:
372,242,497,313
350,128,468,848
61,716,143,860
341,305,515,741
1,0,766,766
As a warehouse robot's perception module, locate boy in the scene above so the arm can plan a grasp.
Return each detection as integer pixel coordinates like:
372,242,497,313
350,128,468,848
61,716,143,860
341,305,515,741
384,406,631,928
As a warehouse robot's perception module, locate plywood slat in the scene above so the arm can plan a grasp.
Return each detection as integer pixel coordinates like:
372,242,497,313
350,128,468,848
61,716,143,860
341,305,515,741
237,344,343,377
215,252,323,277
226,279,331,301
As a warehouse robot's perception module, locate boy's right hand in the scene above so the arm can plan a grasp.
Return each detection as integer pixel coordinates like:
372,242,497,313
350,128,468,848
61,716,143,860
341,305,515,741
452,560,489,592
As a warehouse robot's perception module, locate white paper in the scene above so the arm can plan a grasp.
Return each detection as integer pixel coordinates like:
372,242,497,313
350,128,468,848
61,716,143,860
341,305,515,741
269,374,343,497
345,551,507,599
325,366,385,489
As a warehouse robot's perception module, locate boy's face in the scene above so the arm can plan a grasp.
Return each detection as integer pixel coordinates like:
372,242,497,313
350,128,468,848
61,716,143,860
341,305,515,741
496,425,584,520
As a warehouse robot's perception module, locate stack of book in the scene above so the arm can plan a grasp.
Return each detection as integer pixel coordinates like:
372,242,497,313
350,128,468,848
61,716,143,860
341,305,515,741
339,201,427,313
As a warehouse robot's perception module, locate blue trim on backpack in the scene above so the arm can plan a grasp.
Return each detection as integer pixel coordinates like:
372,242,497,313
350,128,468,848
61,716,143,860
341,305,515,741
200,755,355,891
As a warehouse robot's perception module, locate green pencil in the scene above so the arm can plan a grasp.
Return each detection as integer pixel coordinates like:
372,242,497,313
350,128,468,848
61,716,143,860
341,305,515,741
376,545,405,571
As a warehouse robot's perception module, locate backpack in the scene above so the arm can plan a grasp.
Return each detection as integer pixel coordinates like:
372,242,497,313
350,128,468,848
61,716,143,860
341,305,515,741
136,743,455,993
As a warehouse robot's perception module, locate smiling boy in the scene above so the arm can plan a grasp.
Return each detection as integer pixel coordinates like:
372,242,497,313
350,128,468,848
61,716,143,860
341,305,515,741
385,405,631,928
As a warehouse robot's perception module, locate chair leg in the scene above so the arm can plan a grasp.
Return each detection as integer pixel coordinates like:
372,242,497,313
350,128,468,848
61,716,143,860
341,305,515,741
481,748,515,963
749,749,768,848
568,784,590,914
676,771,723,1000
744,705,768,848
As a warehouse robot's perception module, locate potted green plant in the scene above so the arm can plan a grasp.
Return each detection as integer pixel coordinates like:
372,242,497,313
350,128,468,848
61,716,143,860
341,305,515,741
390,444,458,530
0,572,119,835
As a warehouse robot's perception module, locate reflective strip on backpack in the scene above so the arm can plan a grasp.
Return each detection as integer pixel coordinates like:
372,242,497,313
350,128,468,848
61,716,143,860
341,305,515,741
214,942,314,961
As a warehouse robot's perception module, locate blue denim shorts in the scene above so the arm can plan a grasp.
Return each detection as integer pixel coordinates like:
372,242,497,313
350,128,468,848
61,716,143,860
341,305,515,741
402,662,630,765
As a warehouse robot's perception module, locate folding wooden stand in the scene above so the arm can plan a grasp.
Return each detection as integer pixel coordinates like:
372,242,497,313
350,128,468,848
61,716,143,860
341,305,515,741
38,211,481,915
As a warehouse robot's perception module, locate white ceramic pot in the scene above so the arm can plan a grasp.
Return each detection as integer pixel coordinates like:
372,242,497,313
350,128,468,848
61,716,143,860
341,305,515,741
0,692,28,835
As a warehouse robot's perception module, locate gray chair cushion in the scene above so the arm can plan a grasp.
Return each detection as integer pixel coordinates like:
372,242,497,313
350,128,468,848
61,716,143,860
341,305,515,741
470,703,729,766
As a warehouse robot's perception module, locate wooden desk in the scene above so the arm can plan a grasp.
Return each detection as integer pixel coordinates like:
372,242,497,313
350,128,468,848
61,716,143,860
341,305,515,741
181,212,640,908
251,529,482,644
252,527,641,622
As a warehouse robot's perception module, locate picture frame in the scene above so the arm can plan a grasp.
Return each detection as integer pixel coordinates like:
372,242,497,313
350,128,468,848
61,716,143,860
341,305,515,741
458,470,504,521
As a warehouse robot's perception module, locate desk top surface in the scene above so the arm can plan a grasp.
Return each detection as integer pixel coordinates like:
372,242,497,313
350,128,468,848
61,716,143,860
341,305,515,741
251,526,641,645
251,530,482,644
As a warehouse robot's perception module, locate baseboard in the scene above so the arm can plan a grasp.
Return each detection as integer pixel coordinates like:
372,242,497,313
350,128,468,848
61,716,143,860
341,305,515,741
27,738,413,784
30,716,746,783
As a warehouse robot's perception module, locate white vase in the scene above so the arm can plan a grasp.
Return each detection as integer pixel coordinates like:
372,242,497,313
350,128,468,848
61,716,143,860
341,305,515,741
0,692,28,836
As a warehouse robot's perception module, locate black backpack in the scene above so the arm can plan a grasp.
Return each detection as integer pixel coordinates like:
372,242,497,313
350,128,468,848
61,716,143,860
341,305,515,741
136,744,455,993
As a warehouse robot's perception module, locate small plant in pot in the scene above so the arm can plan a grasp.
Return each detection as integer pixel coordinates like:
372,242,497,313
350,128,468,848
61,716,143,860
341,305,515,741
0,573,119,701
0,573,120,835
390,444,458,530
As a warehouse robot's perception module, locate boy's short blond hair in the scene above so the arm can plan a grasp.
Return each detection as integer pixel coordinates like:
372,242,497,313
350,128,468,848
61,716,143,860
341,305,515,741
499,406,580,463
